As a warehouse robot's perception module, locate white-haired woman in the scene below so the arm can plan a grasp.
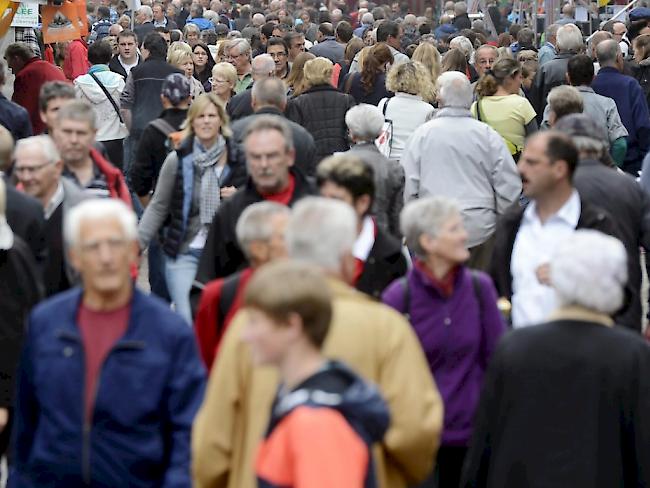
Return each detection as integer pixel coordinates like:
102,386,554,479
138,93,247,324
463,230,650,488
378,61,435,163
382,196,505,488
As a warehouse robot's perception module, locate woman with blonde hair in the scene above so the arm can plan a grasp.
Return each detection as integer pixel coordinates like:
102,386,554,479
210,62,237,104
285,52,315,98
286,57,356,161
412,42,442,89
378,61,435,162
167,41,205,99
138,93,247,323
472,57,537,159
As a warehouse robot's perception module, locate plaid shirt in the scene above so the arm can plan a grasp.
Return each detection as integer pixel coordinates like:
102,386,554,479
15,28,41,57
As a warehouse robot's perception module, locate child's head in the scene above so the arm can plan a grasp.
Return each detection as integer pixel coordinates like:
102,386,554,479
242,260,332,366
521,60,538,90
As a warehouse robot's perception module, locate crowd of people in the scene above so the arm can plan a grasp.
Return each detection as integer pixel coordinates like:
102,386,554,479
1,0,650,486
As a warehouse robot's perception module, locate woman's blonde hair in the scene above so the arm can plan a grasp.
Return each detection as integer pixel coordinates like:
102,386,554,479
167,41,192,67
286,52,315,97
303,57,333,89
386,61,435,102
181,92,232,139
211,62,238,86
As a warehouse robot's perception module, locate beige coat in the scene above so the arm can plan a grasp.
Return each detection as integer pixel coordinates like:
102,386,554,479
192,278,444,488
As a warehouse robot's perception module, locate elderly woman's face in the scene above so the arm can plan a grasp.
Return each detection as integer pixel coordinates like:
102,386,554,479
424,212,469,264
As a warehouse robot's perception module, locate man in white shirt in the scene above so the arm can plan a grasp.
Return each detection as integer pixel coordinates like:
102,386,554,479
490,131,620,328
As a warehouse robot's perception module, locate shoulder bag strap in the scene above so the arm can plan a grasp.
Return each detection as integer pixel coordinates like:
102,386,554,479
470,270,483,322
89,71,124,123
150,118,176,136
399,275,410,321
476,98,484,122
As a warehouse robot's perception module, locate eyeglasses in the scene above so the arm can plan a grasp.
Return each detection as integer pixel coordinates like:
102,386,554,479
226,52,247,60
14,160,54,174
269,52,287,59
208,77,231,84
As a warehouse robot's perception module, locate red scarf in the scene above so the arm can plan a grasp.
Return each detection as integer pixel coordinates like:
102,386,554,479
415,259,459,298
260,174,295,205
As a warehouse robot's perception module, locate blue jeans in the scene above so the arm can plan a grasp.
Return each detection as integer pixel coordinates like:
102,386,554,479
164,249,201,325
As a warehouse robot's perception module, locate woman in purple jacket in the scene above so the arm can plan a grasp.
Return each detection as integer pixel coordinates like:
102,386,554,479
382,196,505,488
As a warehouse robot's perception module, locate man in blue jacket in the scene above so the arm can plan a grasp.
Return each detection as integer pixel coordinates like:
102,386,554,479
11,198,206,487
592,39,650,175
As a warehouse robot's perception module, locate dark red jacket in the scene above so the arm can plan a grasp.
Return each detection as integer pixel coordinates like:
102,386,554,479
90,147,132,207
12,57,67,135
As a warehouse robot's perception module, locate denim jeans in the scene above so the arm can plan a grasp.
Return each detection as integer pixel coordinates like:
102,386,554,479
164,249,202,325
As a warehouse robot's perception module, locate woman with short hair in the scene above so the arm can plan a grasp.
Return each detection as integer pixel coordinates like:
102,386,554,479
382,196,505,488
167,41,205,99
377,61,435,163
210,62,237,104
138,93,247,323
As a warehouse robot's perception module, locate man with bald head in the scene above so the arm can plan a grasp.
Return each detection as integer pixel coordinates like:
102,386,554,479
592,39,650,175
227,54,276,122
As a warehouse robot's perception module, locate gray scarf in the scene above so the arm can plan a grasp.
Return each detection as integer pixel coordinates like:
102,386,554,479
194,136,227,225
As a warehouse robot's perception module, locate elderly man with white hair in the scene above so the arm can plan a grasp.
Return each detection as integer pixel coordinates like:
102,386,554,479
12,198,206,486
354,11,374,38
401,71,521,271
342,104,404,237
134,5,155,45
463,229,650,488
193,196,443,488
529,23,585,123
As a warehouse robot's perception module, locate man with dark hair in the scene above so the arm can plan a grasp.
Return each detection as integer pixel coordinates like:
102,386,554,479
153,1,178,29
38,81,76,133
309,22,344,64
592,39,650,175
0,60,31,140
317,154,407,299
335,20,353,44
154,26,171,45
541,54,628,165
512,27,536,53
120,32,182,171
350,19,408,73
266,36,289,79
89,6,113,44
5,42,66,135
284,31,306,63
491,131,619,329
109,30,142,79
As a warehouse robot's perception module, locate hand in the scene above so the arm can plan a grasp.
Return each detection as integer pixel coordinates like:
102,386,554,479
220,186,237,199
0,408,8,433
535,263,551,286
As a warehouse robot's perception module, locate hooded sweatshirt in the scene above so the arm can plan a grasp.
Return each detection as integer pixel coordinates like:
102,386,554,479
74,65,129,142
255,360,390,488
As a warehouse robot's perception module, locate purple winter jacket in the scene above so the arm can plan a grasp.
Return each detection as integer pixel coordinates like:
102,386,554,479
382,265,505,446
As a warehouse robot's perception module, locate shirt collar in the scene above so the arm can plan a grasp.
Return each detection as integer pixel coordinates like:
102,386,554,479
524,190,581,227
548,305,614,327
44,181,65,220
576,86,594,93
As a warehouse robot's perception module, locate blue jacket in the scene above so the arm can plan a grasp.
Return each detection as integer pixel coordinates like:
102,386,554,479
187,17,213,30
0,93,32,140
592,67,650,172
11,288,206,487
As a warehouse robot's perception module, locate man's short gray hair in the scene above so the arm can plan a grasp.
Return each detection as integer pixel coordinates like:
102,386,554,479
361,12,374,24
547,85,583,121
401,197,460,259
551,230,627,314
252,77,287,109
596,39,620,67
545,23,560,40
138,5,153,20
251,53,276,77
244,114,294,152
287,197,356,272
64,199,137,248
345,104,384,141
56,100,97,130
556,23,584,52
454,1,467,14
449,35,473,60
437,71,473,109
236,201,290,259
228,38,251,56
15,135,60,165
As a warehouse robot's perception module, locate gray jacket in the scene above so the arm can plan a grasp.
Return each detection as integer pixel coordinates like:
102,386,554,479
308,37,345,65
402,107,521,247
345,142,404,237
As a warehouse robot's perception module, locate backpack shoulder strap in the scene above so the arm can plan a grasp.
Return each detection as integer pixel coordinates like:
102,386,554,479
399,275,410,320
150,118,177,136
470,270,483,320
217,271,242,333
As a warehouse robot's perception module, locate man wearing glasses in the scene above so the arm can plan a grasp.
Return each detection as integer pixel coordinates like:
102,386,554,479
267,37,290,79
14,135,87,296
227,38,254,94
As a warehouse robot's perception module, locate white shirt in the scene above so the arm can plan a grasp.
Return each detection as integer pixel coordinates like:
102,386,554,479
353,216,375,261
119,55,140,77
44,182,65,220
510,190,581,328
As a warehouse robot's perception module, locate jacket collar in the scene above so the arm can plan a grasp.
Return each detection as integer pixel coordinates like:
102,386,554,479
434,107,472,118
255,106,284,116
304,84,338,94
548,305,614,327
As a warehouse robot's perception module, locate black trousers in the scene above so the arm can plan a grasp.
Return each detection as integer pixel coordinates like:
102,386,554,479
415,446,468,488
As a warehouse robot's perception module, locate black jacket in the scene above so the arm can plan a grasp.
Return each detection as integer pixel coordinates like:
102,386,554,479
462,318,650,488
5,185,47,271
162,136,248,258
286,84,356,164
356,228,407,299
108,54,142,80
573,159,650,331
130,107,188,197
490,196,619,303
195,167,316,284
230,106,317,178
0,94,31,140
632,59,650,111
452,13,471,30
134,21,155,46
226,87,254,122
528,52,575,124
